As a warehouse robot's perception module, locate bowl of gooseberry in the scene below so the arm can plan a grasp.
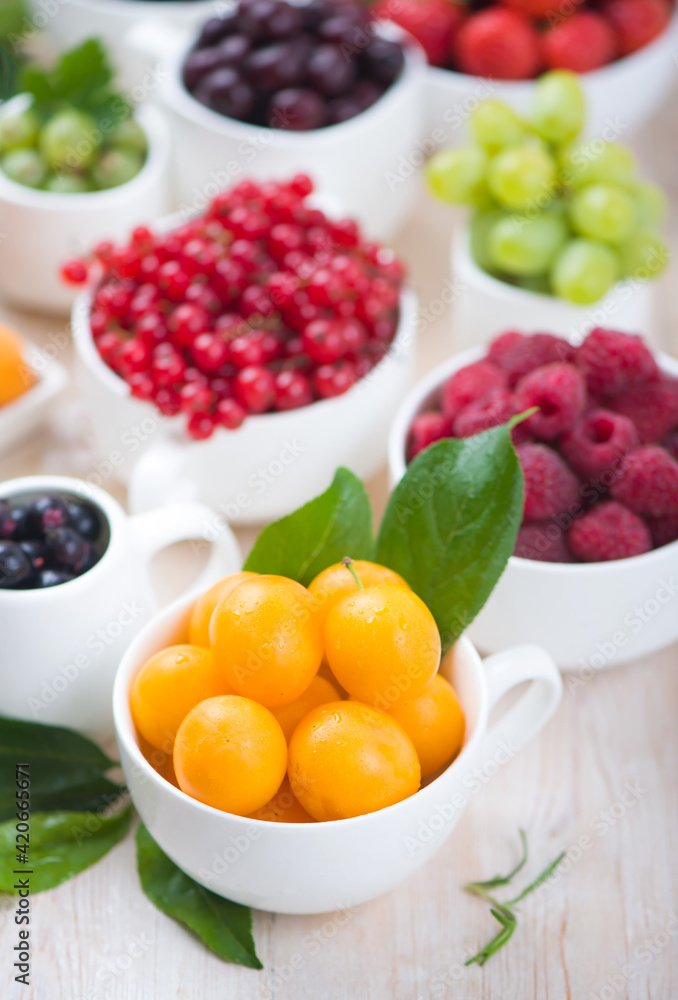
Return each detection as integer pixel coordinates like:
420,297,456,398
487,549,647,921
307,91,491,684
150,0,425,240
0,94,170,315
370,0,678,145
114,554,561,913
388,327,678,670
71,176,416,523
425,70,667,346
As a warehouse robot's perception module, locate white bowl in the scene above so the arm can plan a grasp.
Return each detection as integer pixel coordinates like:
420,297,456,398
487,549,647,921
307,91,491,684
0,98,171,315
72,287,418,523
150,22,425,240
0,339,67,455
113,587,562,914
451,226,655,350
388,344,678,672
25,0,215,88
426,12,678,146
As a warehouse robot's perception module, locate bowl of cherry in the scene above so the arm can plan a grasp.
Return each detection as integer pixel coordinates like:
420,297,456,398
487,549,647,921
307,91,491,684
0,490,106,590
149,0,425,240
388,327,678,671
70,175,417,523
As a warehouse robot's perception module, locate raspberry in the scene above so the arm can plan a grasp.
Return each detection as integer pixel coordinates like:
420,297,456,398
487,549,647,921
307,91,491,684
514,363,586,440
517,443,580,521
513,521,574,563
568,502,651,562
646,514,678,548
542,12,618,73
487,331,574,388
600,0,671,55
408,411,451,460
576,328,658,396
452,9,541,80
608,378,678,443
560,409,639,479
372,0,465,68
453,388,514,438
440,361,506,422
611,446,678,516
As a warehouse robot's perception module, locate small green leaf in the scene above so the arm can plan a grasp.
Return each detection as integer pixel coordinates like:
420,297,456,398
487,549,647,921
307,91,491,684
136,825,262,969
375,429,523,652
0,44,16,101
0,804,132,894
54,38,112,102
244,467,373,586
0,716,124,821
17,66,54,104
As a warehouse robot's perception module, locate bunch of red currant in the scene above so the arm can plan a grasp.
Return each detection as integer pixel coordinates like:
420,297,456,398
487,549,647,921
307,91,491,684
65,175,405,440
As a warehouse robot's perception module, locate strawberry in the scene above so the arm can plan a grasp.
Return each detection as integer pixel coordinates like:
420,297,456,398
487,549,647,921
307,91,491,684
452,8,541,79
542,11,618,72
372,0,465,68
600,0,671,56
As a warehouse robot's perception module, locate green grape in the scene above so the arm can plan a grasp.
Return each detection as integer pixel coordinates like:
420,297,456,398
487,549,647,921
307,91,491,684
487,212,568,277
40,109,99,172
1,148,47,188
569,183,637,244
470,209,507,274
517,275,552,294
530,71,585,144
91,149,143,190
631,182,666,228
487,145,557,211
426,146,488,206
560,141,636,189
108,117,148,156
470,100,525,152
0,109,41,153
619,230,670,278
550,238,620,305
45,172,92,194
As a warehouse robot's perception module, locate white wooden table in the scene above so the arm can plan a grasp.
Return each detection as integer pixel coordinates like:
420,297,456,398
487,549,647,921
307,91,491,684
1,89,678,1000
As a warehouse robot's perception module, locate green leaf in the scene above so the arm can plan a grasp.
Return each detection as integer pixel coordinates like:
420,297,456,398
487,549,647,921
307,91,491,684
17,66,54,104
244,467,373,586
0,716,124,822
54,38,112,102
136,825,262,969
0,804,132,894
0,44,16,101
375,429,523,652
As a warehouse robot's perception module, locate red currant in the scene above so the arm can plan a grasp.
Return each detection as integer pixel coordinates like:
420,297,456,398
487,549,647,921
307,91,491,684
302,319,345,364
216,397,246,429
187,411,216,440
274,370,313,411
233,365,275,413
168,304,211,348
313,360,357,399
60,259,88,285
191,333,230,373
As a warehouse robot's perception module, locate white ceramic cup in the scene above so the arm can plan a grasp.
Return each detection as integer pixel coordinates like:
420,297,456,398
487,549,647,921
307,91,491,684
113,588,562,914
72,288,418,524
0,100,171,315
128,18,425,240
0,475,241,739
388,345,678,672
450,226,656,350
424,12,678,146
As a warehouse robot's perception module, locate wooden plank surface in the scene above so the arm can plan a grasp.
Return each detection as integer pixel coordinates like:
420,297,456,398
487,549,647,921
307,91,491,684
1,86,677,1000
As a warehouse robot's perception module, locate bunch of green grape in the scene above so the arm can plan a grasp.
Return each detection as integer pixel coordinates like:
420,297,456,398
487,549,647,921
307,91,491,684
426,71,669,306
0,106,148,194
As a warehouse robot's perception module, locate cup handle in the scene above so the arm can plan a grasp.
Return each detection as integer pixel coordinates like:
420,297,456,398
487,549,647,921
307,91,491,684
127,438,194,515
476,644,562,764
129,500,242,597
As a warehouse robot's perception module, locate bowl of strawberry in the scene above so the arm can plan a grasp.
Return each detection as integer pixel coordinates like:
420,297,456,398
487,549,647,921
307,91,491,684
148,0,424,240
71,175,417,523
389,327,678,670
372,0,678,144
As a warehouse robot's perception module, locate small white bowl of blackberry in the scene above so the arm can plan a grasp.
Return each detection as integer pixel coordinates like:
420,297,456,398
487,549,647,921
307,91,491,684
158,0,424,239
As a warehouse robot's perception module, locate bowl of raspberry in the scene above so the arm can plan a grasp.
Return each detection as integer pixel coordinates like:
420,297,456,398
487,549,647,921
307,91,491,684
145,0,425,241
370,0,678,145
71,176,417,524
389,327,678,671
